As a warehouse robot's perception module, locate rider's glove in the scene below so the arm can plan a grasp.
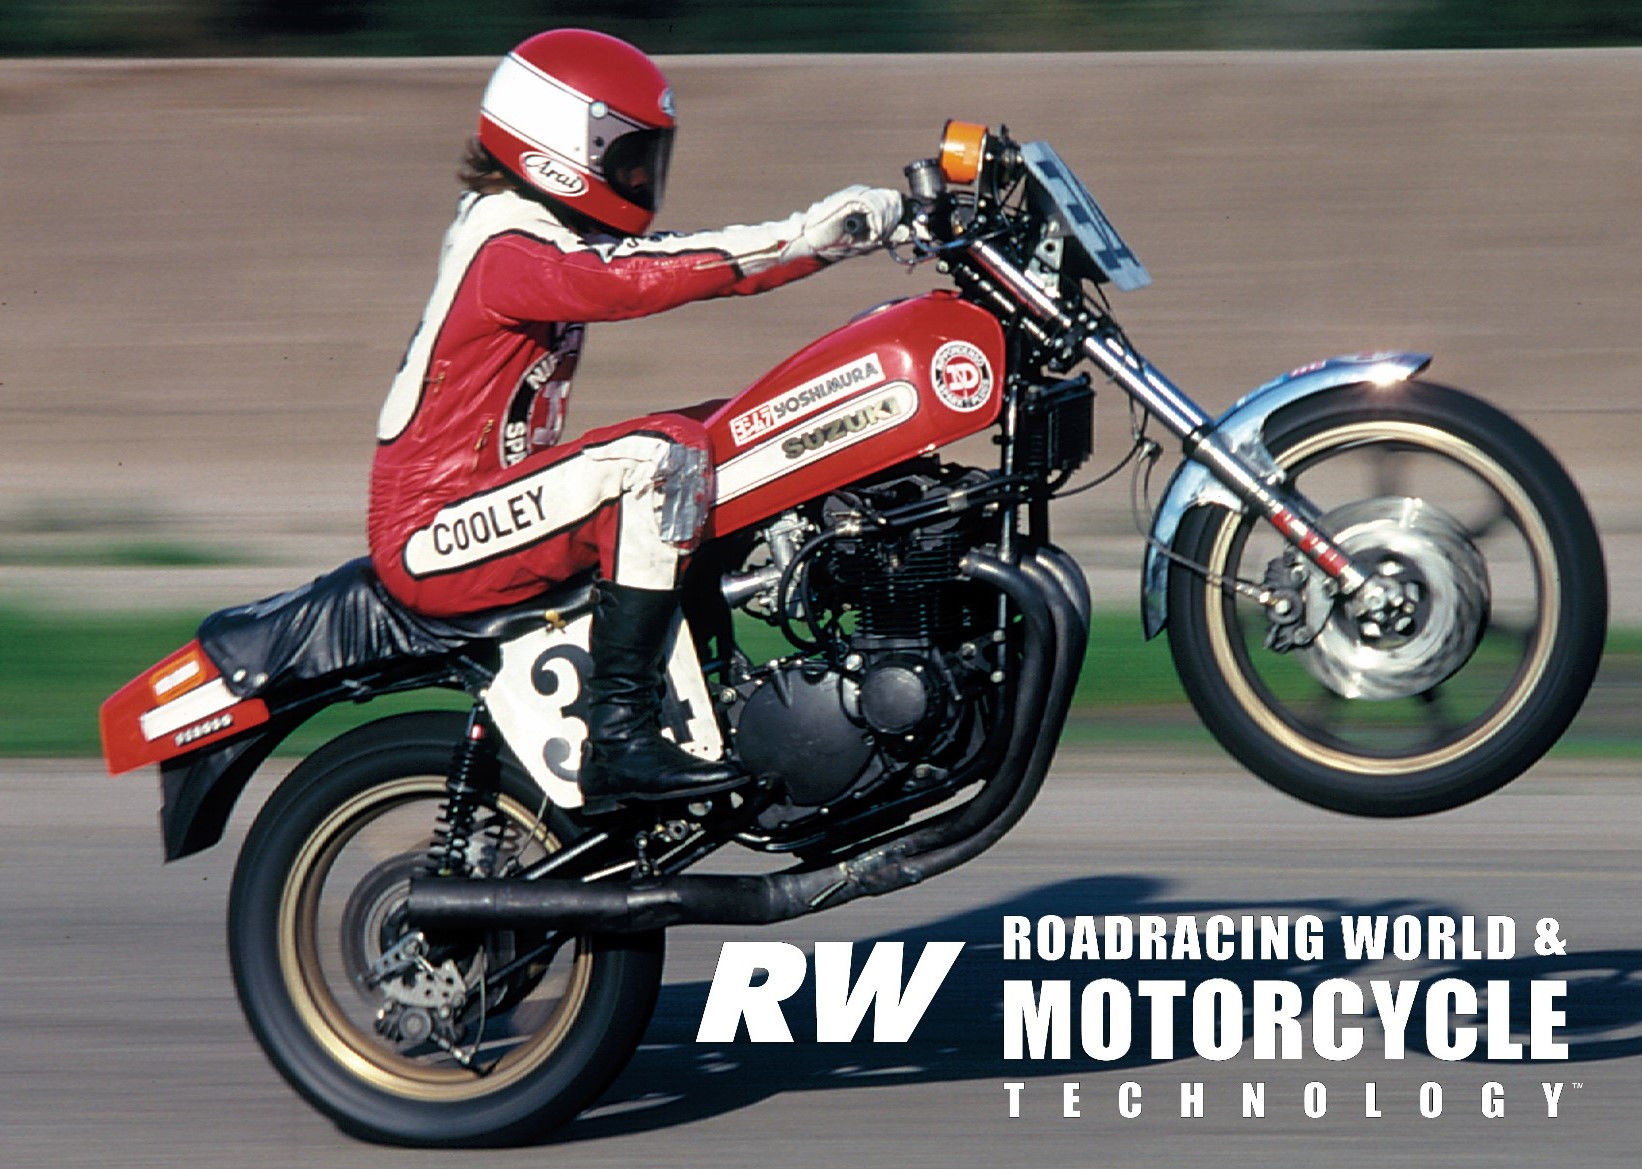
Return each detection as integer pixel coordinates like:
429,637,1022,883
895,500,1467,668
791,185,904,263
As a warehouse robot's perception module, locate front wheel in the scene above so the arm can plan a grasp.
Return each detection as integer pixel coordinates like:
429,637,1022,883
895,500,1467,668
1167,381,1606,816
228,711,663,1145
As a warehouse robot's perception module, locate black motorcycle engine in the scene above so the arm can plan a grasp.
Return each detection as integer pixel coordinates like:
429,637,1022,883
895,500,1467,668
856,653,943,736
736,665,874,807
733,465,993,813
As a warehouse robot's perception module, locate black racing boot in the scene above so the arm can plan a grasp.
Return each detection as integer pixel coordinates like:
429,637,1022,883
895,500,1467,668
578,582,745,811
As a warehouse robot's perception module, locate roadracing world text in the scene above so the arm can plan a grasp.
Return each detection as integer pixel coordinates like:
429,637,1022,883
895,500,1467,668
1000,912,1568,1062
693,913,1580,1121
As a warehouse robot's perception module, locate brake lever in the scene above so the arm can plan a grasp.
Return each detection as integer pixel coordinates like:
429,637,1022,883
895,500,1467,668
885,197,958,267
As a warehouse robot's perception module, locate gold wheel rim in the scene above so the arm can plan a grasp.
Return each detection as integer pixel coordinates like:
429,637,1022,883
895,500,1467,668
277,776,593,1100
1204,420,1559,775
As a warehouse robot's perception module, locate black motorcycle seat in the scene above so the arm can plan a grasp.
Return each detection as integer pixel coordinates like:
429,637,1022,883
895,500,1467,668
198,557,595,701
428,579,596,642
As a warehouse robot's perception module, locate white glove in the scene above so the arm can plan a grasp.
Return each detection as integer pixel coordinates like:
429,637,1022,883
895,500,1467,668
793,185,904,263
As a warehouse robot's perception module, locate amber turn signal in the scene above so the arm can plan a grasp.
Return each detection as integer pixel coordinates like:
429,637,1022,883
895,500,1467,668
939,120,988,185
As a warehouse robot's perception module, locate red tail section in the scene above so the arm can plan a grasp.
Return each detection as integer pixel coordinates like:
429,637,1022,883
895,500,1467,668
100,640,270,775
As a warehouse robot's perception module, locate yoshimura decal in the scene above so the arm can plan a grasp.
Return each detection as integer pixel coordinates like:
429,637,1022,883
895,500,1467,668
728,353,886,446
519,153,588,199
718,381,919,502
930,340,994,413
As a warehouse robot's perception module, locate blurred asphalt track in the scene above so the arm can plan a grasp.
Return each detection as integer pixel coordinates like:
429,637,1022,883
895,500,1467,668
1,50,1638,618
3,749,1642,1167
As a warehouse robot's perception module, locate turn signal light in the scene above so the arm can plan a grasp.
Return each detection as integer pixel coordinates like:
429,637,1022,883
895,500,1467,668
939,120,988,184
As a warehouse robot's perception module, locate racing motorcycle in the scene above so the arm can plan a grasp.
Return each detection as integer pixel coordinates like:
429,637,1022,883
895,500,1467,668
100,121,1606,1145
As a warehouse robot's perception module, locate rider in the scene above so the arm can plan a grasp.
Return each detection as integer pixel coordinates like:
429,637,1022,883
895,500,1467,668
367,29,903,808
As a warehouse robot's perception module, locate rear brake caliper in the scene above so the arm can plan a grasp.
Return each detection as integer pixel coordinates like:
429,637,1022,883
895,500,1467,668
360,932,473,1055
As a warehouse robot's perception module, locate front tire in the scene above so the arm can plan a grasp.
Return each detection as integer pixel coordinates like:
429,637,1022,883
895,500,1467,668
228,711,663,1145
1167,381,1606,816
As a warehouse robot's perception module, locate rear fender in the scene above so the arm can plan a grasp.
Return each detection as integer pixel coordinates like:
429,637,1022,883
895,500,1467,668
1140,352,1432,639
158,715,300,861
152,681,465,862
104,638,458,861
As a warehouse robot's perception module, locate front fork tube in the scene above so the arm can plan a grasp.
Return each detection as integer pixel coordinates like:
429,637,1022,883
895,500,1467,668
1082,298,1372,594
1181,430,1369,595
967,239,1369,598
1087,318,1370,593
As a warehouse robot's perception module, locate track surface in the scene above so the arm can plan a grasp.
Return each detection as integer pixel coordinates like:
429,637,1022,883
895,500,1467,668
4,748,1639,1168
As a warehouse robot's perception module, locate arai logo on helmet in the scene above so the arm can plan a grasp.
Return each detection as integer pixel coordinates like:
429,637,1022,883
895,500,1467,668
520,153,588,198
930,341,994,413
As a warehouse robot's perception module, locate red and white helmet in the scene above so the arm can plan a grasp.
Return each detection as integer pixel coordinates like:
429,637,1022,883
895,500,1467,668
478,29,676,236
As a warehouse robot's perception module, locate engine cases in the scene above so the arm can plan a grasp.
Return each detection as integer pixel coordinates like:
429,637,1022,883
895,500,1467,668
736,666,875,807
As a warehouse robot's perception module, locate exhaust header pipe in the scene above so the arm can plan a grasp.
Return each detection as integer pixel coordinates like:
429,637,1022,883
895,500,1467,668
407,548,1087,934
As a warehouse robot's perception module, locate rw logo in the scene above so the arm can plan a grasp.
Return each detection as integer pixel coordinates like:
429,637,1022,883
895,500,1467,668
696,941,964,1043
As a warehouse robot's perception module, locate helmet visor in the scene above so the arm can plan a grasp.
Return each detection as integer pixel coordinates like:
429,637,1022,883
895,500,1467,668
602,127,673,213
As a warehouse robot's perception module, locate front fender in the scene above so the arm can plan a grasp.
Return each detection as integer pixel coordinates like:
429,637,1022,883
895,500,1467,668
1140,351,1432,639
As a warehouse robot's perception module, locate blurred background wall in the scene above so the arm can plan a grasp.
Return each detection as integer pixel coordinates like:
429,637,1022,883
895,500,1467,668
2,49,1637,620
3,0,1640,54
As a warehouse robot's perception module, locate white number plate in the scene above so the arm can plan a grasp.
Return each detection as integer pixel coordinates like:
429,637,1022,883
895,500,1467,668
483,613,725,808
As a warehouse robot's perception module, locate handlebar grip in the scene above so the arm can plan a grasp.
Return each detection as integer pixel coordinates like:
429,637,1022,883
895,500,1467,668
841,211,869,241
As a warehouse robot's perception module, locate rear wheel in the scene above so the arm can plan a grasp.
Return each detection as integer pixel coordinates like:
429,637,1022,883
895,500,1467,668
229,711,662,1145
1167,381,1606,816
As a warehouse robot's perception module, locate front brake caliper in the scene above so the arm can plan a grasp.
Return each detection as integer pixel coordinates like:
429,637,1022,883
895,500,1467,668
1260,554,1322,653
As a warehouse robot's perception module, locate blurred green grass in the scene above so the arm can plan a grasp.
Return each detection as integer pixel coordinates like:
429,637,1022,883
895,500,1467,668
0,540,251,568
0,604,1635,759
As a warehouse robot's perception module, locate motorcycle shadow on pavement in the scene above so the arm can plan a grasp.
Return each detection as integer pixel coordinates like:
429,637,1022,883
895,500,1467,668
556,874,1642,1144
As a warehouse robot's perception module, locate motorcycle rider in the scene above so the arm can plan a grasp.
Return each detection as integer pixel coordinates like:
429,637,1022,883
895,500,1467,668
367,28,903,808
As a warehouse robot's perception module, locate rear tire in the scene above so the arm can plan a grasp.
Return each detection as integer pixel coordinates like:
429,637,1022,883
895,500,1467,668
1167,381,1606,816
228,710,662,1145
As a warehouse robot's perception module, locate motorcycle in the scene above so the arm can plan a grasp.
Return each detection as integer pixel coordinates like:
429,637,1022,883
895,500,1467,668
100,121,1606,1145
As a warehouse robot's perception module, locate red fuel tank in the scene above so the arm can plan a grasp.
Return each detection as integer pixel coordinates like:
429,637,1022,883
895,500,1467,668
703,291,1006,535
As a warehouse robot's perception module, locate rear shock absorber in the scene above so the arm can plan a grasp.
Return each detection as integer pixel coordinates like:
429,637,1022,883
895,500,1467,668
424,703,500,878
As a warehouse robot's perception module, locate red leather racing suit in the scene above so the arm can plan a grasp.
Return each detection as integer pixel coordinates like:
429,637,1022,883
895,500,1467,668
367,189,824,617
